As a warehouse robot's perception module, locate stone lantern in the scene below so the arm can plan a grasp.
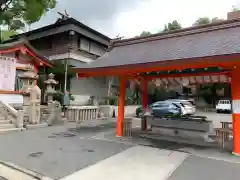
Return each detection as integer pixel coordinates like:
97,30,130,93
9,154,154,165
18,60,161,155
19,65,40,124
44,73,58,103
19,65,38,94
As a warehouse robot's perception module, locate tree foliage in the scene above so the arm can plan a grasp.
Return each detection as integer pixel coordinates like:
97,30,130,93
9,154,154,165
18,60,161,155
1,29,17,41
193,17,211,26
0,0,56,30
136,31,152,37
193,17,224,26
232,6,239,12
162,20,182,32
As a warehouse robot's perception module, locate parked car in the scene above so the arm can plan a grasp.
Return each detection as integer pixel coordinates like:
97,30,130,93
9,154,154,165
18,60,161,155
136,101,182,118
165,99,196,115
216,99,231,113
168,93,196,106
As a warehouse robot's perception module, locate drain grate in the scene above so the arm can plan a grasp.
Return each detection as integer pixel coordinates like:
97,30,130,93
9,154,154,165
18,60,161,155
48,132,76,138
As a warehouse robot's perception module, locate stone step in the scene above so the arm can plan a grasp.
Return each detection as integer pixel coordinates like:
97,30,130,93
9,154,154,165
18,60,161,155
0,124,15,129
0,120,11,124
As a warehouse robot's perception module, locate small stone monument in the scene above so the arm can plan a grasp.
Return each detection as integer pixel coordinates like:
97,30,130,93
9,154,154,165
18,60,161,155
19,65,39,123
29,85,41,124
44,73,58,103
44,73,63,125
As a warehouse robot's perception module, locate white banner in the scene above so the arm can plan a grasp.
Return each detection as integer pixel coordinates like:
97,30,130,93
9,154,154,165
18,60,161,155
0,56,16,91
232,100,240,114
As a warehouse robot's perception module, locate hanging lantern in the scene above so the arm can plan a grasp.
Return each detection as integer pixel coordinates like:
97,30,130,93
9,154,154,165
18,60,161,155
191,86,197,95
182,78,189,86
155,79,161,86
129,80,136,90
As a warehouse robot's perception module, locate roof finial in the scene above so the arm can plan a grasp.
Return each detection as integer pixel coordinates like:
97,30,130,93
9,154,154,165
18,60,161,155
56,10,70,23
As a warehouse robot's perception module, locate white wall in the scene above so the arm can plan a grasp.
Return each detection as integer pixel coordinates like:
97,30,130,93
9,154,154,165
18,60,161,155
99,105,139,117
70,77,109,105
0,94,23,107
79,37,105,56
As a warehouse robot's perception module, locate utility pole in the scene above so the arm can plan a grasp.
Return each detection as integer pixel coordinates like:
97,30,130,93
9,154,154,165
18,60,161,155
64,30,75,93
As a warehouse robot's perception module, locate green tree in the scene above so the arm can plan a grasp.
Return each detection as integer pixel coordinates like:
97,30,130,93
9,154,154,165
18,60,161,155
136,31,152,37
0,0,56,30
193,17,224,26
193,17,211,26
232,6,239,12
162,20,182,32
211,17,224,23
0,29,17,41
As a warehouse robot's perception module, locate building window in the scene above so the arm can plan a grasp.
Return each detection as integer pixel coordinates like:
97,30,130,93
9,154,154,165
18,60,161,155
79,37,90,52
15,70,24,91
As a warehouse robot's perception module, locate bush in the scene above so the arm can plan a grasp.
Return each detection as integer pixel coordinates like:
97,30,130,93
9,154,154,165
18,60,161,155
53,91,75,105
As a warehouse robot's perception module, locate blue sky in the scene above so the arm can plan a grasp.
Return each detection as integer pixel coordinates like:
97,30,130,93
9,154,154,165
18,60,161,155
32,0,240,38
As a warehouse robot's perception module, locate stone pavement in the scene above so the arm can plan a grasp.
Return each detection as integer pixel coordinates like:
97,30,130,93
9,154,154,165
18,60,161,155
0,124,132,179
168,155,240,180
61,146,188,180
60,145,240,180
0,115,239,180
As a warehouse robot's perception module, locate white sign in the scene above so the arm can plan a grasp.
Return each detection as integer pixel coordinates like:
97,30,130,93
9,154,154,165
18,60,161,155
0,56,16,91
232,100,240,114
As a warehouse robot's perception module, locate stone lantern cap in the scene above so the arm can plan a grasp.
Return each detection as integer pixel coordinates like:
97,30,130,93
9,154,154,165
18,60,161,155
19,65,38,80
44,73,58,85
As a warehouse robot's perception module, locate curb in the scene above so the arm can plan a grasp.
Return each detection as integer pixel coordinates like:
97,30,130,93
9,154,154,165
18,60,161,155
0,160,54,180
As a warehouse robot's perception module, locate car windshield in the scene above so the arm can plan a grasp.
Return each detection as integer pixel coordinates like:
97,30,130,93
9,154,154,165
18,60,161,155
181,101,192,106
151,102,170,108
172,103,182,109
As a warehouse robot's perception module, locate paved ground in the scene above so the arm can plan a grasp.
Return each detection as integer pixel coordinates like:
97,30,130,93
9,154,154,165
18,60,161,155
0,111,238,180
62,146,188,180
0,123,132,179
168,155,240,180
196,111,231,128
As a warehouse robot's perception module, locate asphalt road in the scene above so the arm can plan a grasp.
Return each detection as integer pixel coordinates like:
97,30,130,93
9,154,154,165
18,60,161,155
0,124,132,179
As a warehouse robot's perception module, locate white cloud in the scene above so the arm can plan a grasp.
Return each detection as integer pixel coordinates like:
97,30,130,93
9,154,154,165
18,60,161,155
116,0,238,38
33,0,240,38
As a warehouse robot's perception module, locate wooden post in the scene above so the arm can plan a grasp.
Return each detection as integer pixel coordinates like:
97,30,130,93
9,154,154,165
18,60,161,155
117,77,126,137
141,79,148,131
231,66,240,156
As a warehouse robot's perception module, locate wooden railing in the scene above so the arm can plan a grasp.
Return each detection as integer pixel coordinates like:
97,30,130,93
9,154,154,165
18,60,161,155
66,106,98,123
0,101,24,128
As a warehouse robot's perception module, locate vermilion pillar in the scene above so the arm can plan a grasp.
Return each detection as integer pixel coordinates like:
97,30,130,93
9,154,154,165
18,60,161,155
231,67,240,156
117,77,126,137
141,79,148,131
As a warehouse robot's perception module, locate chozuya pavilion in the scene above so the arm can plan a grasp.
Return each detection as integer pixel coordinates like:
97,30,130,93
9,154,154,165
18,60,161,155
74,18,240,155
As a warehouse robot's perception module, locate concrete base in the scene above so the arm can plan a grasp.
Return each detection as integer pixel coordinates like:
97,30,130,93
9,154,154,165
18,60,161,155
151,127,212,142
147,116,214,141
232,152,240,156
25,123,48,129
140,132,218,147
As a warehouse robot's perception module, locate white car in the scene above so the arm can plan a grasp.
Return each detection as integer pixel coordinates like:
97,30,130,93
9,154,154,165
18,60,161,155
216,100,231,113
166,99,196,115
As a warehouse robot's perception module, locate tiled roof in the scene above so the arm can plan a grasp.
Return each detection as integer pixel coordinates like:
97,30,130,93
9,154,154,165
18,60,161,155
78,19,240,69
0,40,52,67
